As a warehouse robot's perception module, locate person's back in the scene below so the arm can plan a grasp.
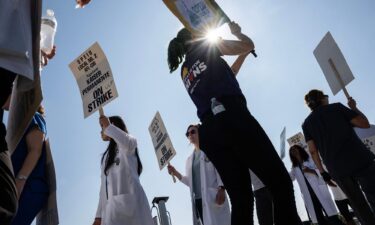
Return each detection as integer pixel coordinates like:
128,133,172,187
181,40,243,119
303,102,375,179
303,89,375,225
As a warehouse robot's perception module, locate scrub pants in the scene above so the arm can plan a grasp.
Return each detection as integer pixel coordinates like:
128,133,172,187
199,95,302,225
0,68,17,225
254,187,273,225
10,185,48,225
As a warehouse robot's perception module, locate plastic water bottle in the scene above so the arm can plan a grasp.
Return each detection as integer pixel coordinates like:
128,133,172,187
40,9,57,54
211,98,225,115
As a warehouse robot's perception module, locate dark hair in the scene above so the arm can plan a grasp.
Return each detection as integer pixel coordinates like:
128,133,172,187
101,116,143,176
186,123,200,134
289,145,310,168
168,28,193,73
304,89,325,110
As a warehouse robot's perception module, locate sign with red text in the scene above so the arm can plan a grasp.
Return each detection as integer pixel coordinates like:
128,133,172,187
69,42,118,118
149,112,177,170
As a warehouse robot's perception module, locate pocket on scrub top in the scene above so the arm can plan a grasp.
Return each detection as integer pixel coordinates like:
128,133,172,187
105,193,137,223
207,187,224,208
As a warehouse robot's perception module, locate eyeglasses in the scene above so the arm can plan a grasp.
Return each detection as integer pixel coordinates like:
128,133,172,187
185,129,197,137
323,94,329,98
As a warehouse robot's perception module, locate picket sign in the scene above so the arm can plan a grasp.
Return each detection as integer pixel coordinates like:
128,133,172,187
69,42,118,118
314,32,354,99
149,112,177,183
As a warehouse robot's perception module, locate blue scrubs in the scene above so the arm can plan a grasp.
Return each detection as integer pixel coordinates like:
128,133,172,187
11,113,49,225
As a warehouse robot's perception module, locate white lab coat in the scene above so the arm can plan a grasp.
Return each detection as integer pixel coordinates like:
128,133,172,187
96,124,154,225
290,160,338,224
180,150,231,225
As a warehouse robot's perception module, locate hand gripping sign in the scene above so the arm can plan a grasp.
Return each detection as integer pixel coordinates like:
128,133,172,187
149,112,177,182
69,42,118,118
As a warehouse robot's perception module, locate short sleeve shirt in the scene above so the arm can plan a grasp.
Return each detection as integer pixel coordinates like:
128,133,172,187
302,103,375,179
181,40,244,119
11,112,48,193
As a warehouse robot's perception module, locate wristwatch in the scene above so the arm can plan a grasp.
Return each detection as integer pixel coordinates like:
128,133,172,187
16,174,28,181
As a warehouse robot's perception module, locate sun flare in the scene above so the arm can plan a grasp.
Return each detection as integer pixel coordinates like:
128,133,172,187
206,29,220,43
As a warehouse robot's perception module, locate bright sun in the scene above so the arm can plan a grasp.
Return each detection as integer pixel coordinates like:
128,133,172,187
206,29,219,43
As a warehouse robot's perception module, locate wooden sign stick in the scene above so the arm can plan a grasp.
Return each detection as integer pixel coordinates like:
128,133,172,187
328,58,351,99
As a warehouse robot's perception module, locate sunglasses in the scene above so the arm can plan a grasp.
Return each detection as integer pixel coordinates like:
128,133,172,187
185,129,197,137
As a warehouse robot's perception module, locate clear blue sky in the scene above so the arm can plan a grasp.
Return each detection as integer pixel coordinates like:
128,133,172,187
24,1,375,224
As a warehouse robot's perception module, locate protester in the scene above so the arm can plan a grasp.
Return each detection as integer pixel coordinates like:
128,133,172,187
249,171,274,225
0,1,45,223
168,124,230,225
289,145,344,225
302,89,375,225
5,106,49,225
167,22,302,225
93,115,153,225
329,186,356,225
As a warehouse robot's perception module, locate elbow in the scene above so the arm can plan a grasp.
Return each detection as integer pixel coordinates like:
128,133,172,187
357,121,370,129
245,42,255,52
363,123,371,129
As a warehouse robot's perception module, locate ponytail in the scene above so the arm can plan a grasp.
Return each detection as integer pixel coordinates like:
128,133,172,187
167,28,193,73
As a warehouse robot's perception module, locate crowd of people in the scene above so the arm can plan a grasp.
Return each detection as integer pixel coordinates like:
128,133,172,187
1,1,374,225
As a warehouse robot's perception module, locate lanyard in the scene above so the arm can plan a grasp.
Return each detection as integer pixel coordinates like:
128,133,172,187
105,175,108,200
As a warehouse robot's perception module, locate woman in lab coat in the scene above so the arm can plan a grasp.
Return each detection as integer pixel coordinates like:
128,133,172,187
92,115,154,225
289,145,344,225
168,124,230,225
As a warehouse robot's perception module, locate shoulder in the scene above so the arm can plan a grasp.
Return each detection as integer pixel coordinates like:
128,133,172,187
29,113,47,134
302,113,313,126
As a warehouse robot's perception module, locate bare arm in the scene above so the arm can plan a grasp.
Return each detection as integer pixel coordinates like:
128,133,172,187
307,140,337,186
16,128,45,197
167,164,182,180
348,98,370,128
307,140,325,173
217,22,254,56
231,51,251,76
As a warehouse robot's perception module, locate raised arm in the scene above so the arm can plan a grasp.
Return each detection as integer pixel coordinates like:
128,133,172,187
217,22,255,56
167,164,189,186
100,116,137,154
231,51,251,76
348,98,370,128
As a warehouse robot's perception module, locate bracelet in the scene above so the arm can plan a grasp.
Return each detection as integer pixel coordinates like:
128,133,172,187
16,175,28,181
